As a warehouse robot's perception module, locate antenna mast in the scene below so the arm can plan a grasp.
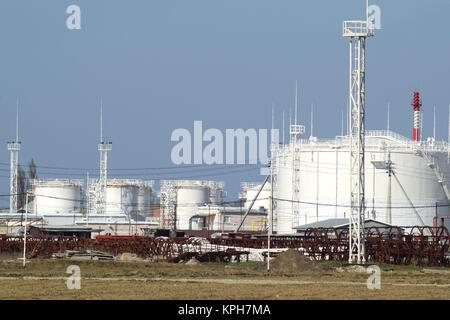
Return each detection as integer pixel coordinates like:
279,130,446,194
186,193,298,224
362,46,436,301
387,102,390,132
290,82,305,228
343,0,374,263
433,106,436,141
8,98,21,213
96,98,112,214
282,110,285,146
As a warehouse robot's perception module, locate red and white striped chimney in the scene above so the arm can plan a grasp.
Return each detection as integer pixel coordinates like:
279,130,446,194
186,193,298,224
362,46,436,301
411,91,422,142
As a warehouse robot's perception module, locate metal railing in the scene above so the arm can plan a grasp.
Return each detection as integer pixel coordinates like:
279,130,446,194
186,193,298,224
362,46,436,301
343,20,374,37
278,130,450,154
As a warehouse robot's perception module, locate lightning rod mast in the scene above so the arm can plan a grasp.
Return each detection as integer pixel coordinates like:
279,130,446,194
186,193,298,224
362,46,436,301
96,98,112,214
343,0,374,263
8,98,21,213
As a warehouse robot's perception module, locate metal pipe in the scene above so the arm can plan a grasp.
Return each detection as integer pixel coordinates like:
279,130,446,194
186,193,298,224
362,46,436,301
391,170,425,226
234,174,270,233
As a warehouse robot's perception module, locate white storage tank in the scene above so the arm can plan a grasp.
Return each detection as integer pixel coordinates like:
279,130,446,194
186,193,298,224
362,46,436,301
176,181,209,230
275,131,450,234
105,179,139,217
242,182,271,211
32,179,83,214
159,180,225,230
137,183,153,218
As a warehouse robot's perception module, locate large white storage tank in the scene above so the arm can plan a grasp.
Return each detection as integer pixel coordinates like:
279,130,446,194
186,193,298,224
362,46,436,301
176,181,209,230
275,131,450,234
242,182,271,211
105,179,139,217
32,179,83,214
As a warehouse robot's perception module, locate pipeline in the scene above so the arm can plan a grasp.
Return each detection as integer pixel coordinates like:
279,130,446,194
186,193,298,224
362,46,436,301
0,226,448,266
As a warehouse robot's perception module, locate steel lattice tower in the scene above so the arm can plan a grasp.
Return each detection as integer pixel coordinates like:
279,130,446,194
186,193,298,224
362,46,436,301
8,101,21,213
160,181,177,230
8,141,20,213
343,8,374,263
290,81,305,228
96,101,112,214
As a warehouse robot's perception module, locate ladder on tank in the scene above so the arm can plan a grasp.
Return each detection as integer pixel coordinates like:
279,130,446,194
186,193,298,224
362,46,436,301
290,124,305,227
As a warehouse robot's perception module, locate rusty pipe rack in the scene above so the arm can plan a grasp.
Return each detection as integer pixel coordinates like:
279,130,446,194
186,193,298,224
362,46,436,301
0,226,448,266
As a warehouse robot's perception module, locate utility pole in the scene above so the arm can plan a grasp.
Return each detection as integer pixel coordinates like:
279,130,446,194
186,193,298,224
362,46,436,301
22,191,29,268
268,159,273,272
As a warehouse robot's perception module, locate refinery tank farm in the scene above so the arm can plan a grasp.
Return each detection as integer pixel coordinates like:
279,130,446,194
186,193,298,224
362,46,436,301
2,91,450,237
0,1,449,269
3,91,450,235
275,91,450,234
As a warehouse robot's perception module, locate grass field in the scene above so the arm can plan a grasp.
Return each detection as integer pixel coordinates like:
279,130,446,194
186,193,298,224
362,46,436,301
0,259,449,299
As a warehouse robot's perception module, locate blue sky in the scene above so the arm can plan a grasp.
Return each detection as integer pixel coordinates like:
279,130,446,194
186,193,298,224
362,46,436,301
0,0,449,203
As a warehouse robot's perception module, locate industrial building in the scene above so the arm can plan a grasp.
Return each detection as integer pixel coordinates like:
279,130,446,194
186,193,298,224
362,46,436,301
196,206,267,232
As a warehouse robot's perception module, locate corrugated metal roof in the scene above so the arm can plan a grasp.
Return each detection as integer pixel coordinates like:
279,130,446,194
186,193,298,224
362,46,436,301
293,218,393,230
31,225,102,232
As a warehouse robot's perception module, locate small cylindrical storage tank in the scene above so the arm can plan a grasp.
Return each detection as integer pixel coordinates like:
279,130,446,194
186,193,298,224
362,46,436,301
137,185,153,217
33,179,83,214
176,182,209,230
243,183,271,211
105,179,139,217
208,182,225,205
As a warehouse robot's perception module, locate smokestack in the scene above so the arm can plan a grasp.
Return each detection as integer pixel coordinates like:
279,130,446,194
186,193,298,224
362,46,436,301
411,91,422,142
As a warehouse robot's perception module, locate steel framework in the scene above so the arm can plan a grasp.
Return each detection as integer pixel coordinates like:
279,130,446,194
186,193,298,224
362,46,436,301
8,104,21,213
290,82,306,227
343,18,374,263
8,142,20,213
159,181,178,230
95,103,112,214
96,142,112,214
1,226,447,266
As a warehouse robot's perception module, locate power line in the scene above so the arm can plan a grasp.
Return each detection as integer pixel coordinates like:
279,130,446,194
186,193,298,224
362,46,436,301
1,192,449,211
273,197,450,210
0,161,265,172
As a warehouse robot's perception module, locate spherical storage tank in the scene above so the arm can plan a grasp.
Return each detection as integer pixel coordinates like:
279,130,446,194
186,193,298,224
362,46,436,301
33,179,83,214
175,181,209,230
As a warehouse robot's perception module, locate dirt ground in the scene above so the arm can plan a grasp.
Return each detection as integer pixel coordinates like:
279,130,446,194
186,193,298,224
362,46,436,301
0,258,449,300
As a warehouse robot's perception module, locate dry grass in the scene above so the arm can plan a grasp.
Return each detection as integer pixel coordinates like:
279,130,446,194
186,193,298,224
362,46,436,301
0,259,449,300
